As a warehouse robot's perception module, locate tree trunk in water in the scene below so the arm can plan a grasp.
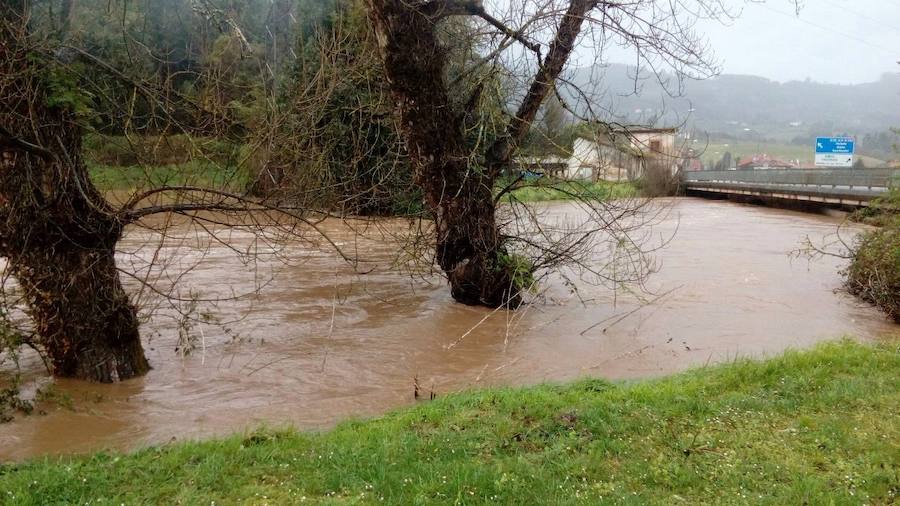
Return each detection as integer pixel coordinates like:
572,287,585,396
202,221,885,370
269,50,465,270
9,242,150,382
0,3,150,381
366,0,520,307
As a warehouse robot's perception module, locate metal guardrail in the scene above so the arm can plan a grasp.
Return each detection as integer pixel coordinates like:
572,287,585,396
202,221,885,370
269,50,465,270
683,168,899,190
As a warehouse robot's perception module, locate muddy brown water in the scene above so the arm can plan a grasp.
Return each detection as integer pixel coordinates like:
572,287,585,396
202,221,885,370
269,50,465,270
1,197,896,461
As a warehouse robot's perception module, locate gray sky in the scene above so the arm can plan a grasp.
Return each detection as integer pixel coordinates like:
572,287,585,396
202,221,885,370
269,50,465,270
494,0,899,84
666,0,900,84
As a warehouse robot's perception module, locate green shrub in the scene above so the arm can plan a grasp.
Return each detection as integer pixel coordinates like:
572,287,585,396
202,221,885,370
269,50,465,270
497,251,536,294
0,309,31,423
851,188,899,227
635,157,680,197
845,218,900,321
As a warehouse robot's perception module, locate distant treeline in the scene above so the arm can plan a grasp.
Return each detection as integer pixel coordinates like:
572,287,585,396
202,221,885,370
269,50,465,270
565,64,900,145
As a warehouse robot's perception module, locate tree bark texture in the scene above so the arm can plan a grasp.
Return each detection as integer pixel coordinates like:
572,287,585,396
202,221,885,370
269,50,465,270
366,0,596,307
0,2,149,382
365,0,520,307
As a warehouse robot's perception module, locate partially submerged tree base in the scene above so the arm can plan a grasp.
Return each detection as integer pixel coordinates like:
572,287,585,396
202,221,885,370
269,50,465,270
365,0,601,308
0,136,151,382
366,0,723,311
446,253,522,308
366,0,526,308
13,244,151,382
1,1,149,382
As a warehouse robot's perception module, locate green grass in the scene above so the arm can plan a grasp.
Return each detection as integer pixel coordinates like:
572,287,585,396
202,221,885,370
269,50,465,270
1,339,898,504
501,180,637,203
88,161,250,193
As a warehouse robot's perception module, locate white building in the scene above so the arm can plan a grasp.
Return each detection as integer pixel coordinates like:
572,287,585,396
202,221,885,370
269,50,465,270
565,127,678,181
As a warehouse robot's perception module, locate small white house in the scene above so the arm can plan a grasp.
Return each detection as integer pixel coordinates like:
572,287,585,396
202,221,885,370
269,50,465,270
566,127,678,181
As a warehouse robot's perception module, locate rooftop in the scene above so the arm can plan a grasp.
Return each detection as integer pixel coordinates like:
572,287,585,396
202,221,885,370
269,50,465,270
626,127,679,134
737,154,797,169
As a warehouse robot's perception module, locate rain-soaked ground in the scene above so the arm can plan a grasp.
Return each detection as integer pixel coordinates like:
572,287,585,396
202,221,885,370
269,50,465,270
0,197,896,461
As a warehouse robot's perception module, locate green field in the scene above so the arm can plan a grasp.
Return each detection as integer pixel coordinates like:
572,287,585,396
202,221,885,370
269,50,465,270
701,141,885,167
1,339,897,504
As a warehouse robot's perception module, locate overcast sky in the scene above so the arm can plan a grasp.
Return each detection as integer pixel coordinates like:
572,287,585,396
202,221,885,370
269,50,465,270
493,0,900,84
658,0,900,84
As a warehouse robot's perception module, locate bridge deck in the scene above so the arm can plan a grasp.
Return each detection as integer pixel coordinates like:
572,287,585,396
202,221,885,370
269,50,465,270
683,169,898,207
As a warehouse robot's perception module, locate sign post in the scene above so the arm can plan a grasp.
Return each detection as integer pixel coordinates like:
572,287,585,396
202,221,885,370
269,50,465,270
815,137,855,168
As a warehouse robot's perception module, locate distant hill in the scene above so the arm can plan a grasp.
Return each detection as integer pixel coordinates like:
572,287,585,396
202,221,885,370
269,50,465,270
565,64,900,146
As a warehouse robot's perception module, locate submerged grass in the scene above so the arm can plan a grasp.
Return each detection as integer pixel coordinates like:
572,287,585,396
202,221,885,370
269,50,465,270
0,339,898,504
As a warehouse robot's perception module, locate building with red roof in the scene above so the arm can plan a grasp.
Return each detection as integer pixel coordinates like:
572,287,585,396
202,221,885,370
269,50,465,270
736,154,797,170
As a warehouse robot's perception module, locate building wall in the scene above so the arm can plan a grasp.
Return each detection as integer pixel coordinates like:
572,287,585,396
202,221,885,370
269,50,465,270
566,138,598,180
631,131,676,156
565,130,679,182
632,131,680,177
566,137,643,182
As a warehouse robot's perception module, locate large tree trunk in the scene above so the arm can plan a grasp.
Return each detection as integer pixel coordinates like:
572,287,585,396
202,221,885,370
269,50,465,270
9,240,150,382
366,0,595,307
366,0,520,307
0,2,149,381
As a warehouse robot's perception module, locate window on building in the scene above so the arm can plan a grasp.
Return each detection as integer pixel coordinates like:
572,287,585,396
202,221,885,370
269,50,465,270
649,139,661,152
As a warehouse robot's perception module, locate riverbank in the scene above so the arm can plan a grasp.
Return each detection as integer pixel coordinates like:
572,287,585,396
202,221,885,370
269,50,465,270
88,161,249,193
2,339,897,504
90,162,638,205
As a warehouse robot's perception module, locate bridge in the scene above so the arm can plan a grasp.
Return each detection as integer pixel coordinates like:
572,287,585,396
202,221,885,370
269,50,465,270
682,168,899,207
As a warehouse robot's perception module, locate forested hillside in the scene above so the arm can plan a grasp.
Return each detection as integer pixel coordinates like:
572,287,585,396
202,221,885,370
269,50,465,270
568,63,900,146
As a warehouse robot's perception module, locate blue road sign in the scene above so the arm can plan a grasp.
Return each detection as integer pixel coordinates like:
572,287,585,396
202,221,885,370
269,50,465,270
815,137,855,154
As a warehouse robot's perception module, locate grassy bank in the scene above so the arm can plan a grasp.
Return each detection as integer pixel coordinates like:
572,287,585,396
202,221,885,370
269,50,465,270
1,340,897,504
502,180,637,203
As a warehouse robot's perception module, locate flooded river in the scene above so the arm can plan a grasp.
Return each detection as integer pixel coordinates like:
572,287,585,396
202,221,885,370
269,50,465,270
1,198,896,461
